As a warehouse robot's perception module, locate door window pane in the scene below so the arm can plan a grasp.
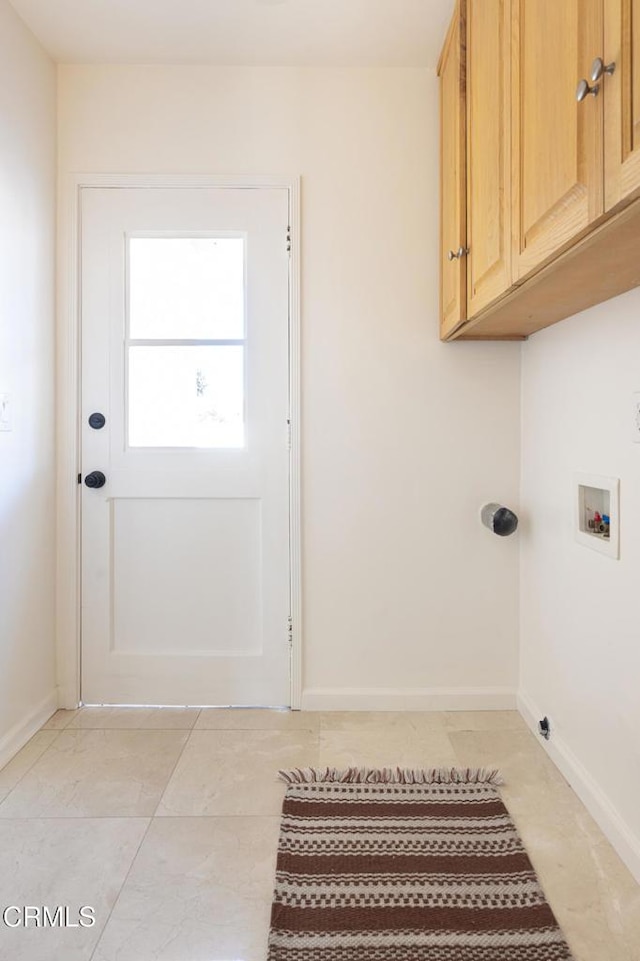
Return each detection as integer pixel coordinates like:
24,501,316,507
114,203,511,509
129,237,244,339
128,346,244,448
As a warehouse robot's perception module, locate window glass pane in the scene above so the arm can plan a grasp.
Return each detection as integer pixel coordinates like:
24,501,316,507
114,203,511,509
129,238,244,339
128,346,244,448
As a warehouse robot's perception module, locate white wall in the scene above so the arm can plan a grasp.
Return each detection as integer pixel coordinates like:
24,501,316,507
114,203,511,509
58,65,522,710
520,288,640,880
0,0,57,763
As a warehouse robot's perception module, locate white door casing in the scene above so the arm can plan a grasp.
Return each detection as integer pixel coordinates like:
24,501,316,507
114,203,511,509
79,185,295,706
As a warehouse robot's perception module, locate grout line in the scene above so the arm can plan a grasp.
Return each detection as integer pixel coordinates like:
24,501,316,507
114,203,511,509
0,813,285,820
191,727,318,733
67,707,203,733
42,711,78,732
0,815,152,821
0,729,64,809
56,725,316,732
87,816,154,961
63,726,203,732
149,723,196,818
145,813,284,819
8,725,321,735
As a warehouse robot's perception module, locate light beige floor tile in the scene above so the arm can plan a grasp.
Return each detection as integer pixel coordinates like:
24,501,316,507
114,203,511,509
504,766,603,852
92,816,279,961
449,728,566,799
0,818,148,961
41,709,80,730
504,783,640,961
450,728,640,961
531,834,640,961
195,708,319,732
0,730,188,818
580,834,640,961
319,728,457,770
320,711,448,734
156,730,318,816
0,710,636,961
442,710,528,732
69,706,200,730
0,731,59,791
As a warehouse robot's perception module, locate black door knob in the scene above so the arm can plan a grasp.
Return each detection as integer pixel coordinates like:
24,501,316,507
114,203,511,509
88,412,106,430
84,471,106,489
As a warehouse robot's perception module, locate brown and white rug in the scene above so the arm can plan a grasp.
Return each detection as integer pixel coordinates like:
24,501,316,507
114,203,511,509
267,767,574,961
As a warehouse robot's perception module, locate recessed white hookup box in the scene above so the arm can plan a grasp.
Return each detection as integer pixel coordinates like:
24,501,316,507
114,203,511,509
575,472,619,559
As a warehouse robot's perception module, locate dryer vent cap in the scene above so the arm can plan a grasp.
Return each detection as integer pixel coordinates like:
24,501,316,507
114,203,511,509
481,503,519,537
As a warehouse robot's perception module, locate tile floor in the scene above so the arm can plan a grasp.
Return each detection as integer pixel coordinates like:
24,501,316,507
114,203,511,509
0,708,638,960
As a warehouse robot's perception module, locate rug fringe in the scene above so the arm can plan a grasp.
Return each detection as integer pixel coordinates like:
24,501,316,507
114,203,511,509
278,766,504,786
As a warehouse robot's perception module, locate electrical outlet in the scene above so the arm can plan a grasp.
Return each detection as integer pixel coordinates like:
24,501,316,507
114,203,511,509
634,392,640,443
0,393,11,432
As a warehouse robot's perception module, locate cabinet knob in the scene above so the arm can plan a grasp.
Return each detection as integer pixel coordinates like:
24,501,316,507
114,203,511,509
448,246,469,261
576,78,599,102
590,57,616,82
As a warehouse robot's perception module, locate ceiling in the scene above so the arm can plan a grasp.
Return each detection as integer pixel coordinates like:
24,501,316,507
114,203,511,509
9,0,454,67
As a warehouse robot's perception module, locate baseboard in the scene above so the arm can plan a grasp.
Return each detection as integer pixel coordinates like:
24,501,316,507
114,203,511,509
518,690,640,884
0,691,58,773
301,687,517,712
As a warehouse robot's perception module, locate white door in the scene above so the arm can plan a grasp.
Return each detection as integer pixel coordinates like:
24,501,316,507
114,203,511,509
80,187,291,706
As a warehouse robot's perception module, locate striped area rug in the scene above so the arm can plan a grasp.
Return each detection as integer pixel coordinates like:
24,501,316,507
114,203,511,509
267,767,574,961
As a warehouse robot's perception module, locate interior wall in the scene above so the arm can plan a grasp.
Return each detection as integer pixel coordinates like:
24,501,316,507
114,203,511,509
0,0,57,760
520,288,640,880
58,65,522,709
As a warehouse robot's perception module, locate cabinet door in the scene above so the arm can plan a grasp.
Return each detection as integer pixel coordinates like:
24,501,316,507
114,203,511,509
604,0,640,208
466,0,512,317
439,1,467,339
512,0,604,281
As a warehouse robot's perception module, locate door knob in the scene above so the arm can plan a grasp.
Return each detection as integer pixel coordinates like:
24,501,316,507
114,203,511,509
84,471,106,489
88,412,106,430
576,78,599,102
590,57,615,82
448,246,469,261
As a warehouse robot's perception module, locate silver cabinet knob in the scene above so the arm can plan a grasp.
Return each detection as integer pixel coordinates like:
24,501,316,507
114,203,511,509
576,78,599,102
448,246,469,261
590,57,616,82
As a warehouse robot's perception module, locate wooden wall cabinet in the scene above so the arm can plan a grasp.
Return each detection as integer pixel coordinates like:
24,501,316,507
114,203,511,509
512,0,604,280
438,0,512,338
604,0,640,208
439,0,640,341
438,2,467,338
466,0,512,316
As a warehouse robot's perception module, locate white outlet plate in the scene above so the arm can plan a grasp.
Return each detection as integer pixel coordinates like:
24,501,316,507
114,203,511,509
633,392,640,443
0,393,11,432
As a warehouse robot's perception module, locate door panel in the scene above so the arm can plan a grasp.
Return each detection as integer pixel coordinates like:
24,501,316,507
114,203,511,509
512,0,604,280
111,498,262,656
80,187,291,706
439,0,467,338
467,0,511,317
605,0,640,208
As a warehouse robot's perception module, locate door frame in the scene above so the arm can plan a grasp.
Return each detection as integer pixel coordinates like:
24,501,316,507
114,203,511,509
56,173,302,710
